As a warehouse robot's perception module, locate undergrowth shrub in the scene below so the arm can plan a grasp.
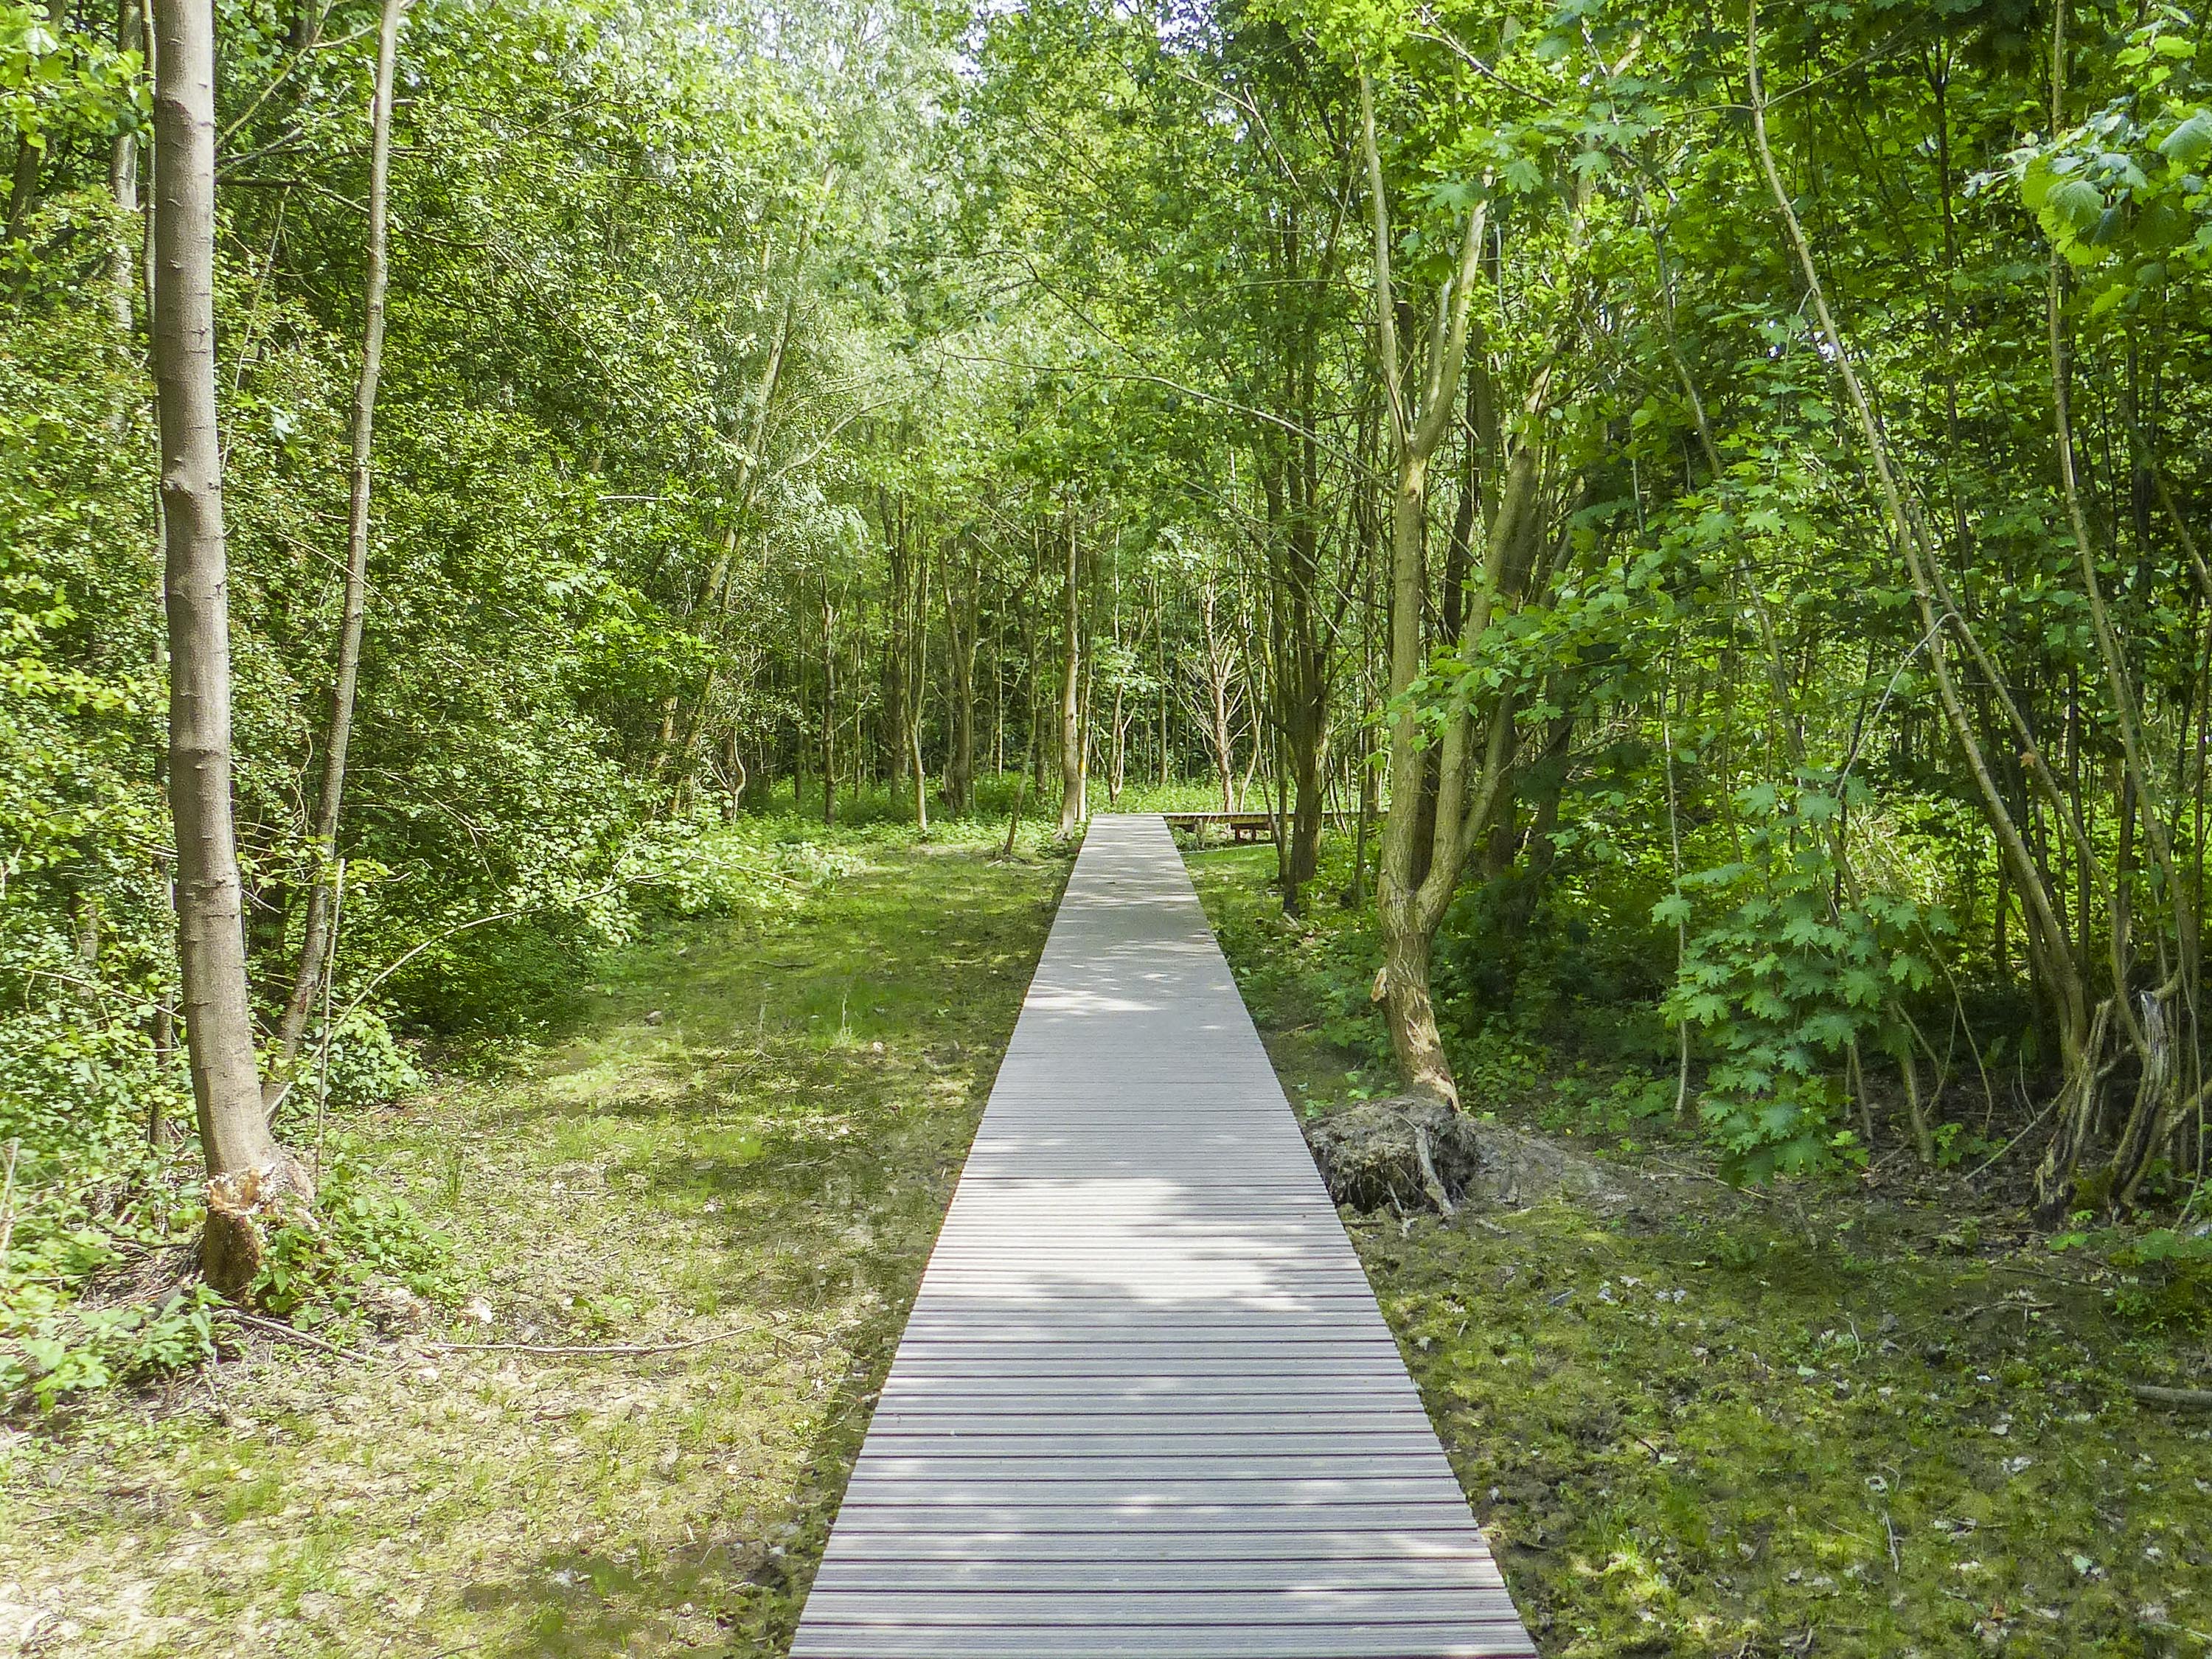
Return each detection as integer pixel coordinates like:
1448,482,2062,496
0,1138,460,1412
251,1142,459,1326
1661,775,1945,1182
0,1142,216,1411
622,810,872,917
1,1286,221,1413
276,1008,424,1117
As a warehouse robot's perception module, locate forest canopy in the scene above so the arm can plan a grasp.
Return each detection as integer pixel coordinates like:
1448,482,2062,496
4,0,2211,1399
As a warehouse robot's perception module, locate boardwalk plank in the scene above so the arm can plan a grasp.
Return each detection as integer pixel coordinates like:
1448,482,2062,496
787,815,1533,1659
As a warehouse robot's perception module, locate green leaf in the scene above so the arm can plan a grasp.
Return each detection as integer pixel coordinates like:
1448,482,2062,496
2042,176,2105,235
2160,111,2212,168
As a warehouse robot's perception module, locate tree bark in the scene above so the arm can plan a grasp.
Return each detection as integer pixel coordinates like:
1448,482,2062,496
2,0,63,244
272,0,408,1084
909,544,930,832
1056,505,1083,839
152,0,310,1293
107,1,143,347
944,543,978,815
1361,69,1493,1106
821,585,838,825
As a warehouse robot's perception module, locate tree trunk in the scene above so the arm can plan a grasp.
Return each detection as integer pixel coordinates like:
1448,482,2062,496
1155,577,1170,787
1360,69,1492,1106
821,588,838,826
272,0,408,1085
107,1,143,349
1056,507,1083,840
1108,684,1126,808
909,546,930,832
1024,593,1043,793
152,0,310,1293
722,728,746,820
1,0,63,244
1210,676,1237,813
944,546,977,815
884,495,911,801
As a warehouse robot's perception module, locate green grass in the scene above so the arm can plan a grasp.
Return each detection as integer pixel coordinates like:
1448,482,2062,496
0,821,1066,1657
1188,841,2212,1659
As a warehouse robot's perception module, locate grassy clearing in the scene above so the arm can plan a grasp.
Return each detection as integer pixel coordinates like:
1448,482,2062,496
0,820,1065,1658
1188,841,2212,1659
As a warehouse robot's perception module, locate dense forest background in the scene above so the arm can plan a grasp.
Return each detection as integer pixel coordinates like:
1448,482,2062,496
4,0,2211,1402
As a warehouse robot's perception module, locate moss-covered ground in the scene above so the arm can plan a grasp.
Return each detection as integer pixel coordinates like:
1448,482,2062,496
0,822,1066,1657
1188,841,2212,1659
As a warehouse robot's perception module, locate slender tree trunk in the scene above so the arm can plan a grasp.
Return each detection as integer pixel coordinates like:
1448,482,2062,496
821,585,837,826
1078,646,1094,823
884,495,911,800
1154,577,1169,787
1109,685,1126,808
4,133,39,243
152,0,310,1291
1276,385,1332,911
990,606,1005,780
1361,70,1492,1105
107,1,143,348
1056,507,1083,839
1211,679,1237,813
793,647,810,811
944,546,977,815
1235,698,1261,813
272,0,408,1084
2,0,63,244
910,547,930,832
1024,585,1043,793
734,734,761,827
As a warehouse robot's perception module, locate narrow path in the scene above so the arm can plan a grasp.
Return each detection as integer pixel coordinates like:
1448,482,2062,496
790,815,1536,1658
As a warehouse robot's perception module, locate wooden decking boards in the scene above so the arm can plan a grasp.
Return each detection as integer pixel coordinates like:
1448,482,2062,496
789,814,1537,1659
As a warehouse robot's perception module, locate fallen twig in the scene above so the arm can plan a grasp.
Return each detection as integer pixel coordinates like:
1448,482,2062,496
427,1325,787,1359
1647,1158,1776,1203
1986,1261,2104,1292
223,1306,801,1363
2131,1383,2212,1411
1958,1298,2055,1320
219,1309,376,1361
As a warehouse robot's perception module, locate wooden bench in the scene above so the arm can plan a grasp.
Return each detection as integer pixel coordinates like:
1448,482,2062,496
1159,810,1354,844
1160,809,1278,843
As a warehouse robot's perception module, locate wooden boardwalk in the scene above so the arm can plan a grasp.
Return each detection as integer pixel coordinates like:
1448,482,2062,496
790,815,1536,1658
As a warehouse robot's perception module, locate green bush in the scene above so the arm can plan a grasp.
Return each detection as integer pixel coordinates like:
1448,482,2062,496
1,1286,220,1413
620,810,871,918
251,1144,459,1326
1661,775,1946,1183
